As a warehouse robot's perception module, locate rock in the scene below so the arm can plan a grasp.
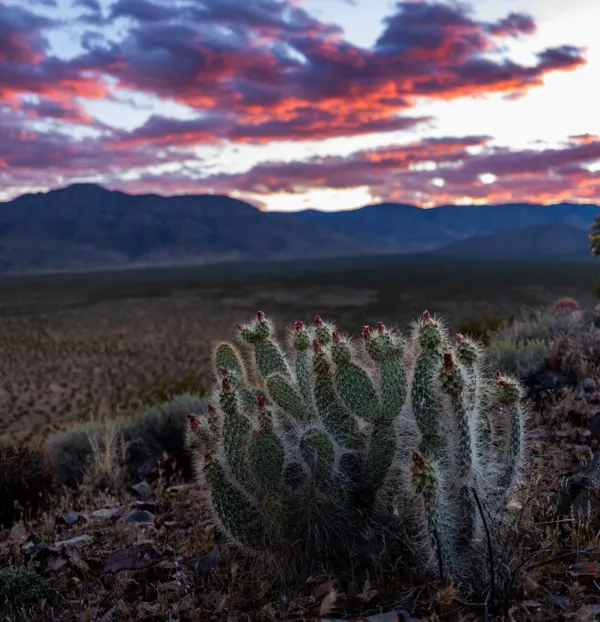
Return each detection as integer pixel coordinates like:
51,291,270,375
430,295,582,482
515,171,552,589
131,481,152,500
134,451,178,482
104,543,164,573
187,546,219,575
178,594,195,613
579,377,599,392
54,534,93,550
588,413,600,442
119,510,155,524
99,602,125,622
529,370,572,391
91,506,123,520
58,511,88,525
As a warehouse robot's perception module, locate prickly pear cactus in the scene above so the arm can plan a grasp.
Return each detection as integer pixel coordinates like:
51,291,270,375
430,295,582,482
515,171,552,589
186,310,527,584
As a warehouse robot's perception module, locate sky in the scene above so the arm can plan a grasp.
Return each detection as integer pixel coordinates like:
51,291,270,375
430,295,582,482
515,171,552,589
1,0,599,211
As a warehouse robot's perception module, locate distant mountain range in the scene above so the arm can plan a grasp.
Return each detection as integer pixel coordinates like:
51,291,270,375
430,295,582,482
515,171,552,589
0,183,597,273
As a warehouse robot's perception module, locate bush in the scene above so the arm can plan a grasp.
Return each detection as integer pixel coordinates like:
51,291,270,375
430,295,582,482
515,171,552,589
0,568,50,616
551,297,580,314
485,338,548,379
456,313,514,345
186,311,528,589
0,443,54,528
45,393,209,487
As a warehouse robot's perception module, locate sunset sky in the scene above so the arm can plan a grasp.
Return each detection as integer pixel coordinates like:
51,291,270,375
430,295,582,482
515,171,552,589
1,0,599,211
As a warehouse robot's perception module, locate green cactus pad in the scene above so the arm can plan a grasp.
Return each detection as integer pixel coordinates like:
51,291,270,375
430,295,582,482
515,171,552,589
335,361,380,423
248,433,285,491
266,373,309,422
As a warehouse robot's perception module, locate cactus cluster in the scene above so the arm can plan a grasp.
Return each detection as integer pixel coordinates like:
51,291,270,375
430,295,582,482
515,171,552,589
186,310,527,584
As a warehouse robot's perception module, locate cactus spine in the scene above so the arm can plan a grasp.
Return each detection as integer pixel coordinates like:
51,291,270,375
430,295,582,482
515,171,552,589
187,310,527,585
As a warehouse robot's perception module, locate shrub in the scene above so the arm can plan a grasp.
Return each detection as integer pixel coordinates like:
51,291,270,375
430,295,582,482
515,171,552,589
487,305,600,381
46,393,209,487
551,297,580,314
121,393,209,478
0,443,54,528
456,314,514,345
485,339,548,379
0,568,50,616
186,311,527,588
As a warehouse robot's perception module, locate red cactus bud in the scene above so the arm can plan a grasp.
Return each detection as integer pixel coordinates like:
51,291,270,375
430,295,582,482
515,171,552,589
422,309,431,321
456,333,464,344
236,323,244,331
257,395,265,410
222,377,230,392
442,351,455,371
220,367,229,377
314,315,323,327
411,449,431,475
395,328,403,338
332,330,341,344
187,412,199,430
493,369,507,387
207,404,216,417
376,321,385,333
362,325,371,340
294,320,304,331
257,310,265,321
312,339,322,353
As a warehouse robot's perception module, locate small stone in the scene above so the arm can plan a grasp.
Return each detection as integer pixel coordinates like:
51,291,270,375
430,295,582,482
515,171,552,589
91,506,122,520
579,377,599,392
120,510,155,524
131,481,152,500
54,534,93,550
104,544,164,573
60,511,88,525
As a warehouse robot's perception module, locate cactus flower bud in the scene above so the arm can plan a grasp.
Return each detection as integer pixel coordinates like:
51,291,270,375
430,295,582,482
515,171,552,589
257,395,266,410
207,404,216,417
332,330,341,344
222,377,231,392
441,351,455,371
187,412,199,430
362,325,371,340
411,449,431,476
376,321,385,333
395,328,403,338
314,315,323,327
236,323,244,331
422,309,431,321
257,310,265,321
456,333,464,344
294,320,304,331
220,367,229,377
312,339,322,353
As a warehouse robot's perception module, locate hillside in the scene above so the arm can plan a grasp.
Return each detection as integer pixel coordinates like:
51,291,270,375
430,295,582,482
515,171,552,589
0,184,598,273
432,223,593,258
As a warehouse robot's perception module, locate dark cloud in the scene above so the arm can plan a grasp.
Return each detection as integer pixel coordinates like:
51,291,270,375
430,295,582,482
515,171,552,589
0,0,592,205
193,135,600,205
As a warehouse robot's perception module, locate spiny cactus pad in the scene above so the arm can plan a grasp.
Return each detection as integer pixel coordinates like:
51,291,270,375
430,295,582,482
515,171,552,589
186,310,527,584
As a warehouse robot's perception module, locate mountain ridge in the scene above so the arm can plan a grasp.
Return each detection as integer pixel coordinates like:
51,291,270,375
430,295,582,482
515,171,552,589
0,183,597,273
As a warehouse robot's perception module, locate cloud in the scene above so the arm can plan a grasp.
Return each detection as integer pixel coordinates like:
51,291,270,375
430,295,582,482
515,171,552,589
0,0,592,204
193,134,600,205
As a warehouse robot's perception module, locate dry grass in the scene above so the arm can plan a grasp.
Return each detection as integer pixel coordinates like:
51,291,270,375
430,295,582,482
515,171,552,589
1,256,598,444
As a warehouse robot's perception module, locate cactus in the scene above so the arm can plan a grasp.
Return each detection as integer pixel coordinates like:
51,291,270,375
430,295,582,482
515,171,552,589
187,310,528,585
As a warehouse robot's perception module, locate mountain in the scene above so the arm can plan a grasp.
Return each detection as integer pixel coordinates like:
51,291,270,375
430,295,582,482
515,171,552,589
0,184,375,273
0,183,597,273
432,223,593,258
295,202,599,252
